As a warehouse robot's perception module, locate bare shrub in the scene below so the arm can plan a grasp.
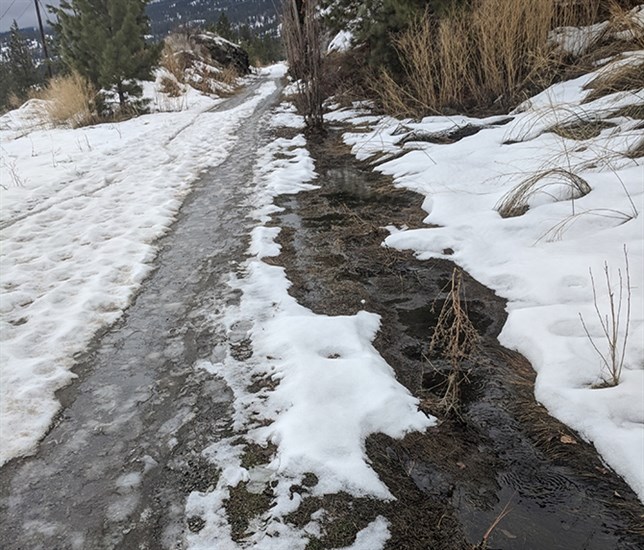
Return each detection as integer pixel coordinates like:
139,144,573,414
496,168,591,218
427,269,480,416
282,0,324,130
40,72,97,128
579,246,632,387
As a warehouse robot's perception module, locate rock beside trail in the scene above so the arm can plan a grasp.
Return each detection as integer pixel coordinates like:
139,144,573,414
192,32,250,74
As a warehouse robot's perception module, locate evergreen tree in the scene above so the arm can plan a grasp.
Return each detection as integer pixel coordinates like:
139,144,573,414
5,20,40,102
51,0,160,106
320,0,467,74
215,12,235,41
0,62,12,111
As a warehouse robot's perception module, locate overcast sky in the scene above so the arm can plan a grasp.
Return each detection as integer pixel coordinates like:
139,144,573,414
0,0,61,33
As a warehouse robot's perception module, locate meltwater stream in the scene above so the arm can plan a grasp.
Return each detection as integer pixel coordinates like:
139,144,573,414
0,76,283,549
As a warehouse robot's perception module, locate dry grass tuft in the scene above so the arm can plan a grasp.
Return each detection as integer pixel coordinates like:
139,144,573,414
625,136,644,158
611,103,644,119
159,75,183,97
160,38,192,82
548,119,615,140
584,59,644,103
604,2,644,49
40,72,97,128
216,66,241,86
496,168,591,218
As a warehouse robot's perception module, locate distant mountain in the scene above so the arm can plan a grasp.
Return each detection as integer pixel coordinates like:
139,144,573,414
0,0,280,55
146,0,280,37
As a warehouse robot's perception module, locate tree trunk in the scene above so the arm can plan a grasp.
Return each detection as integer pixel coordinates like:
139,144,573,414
117,82,125,106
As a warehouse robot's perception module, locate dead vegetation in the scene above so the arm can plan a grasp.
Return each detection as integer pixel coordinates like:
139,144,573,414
579,245,632,387
425,269,480,417
548,119,616,140
583,59,644,103
374,0,603,116
496,168,591,218
282,0,324,130
368,1,644,117
38,72,97,128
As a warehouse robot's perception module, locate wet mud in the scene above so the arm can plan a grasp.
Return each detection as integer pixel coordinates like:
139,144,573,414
271,127,644,549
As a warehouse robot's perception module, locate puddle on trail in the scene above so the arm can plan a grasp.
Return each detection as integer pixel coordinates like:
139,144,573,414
272,132,644,549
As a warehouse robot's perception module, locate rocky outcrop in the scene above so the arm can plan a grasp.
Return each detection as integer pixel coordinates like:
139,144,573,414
191,32,250,74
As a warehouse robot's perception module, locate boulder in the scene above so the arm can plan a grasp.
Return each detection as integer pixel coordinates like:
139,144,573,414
191,32,250,74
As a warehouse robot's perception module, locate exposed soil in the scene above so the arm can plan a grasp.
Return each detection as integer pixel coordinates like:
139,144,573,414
267,126,644,549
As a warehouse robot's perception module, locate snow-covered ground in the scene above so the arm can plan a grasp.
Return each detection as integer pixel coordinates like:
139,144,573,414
328,53,644,500
185,104,433,549
0,66,284,465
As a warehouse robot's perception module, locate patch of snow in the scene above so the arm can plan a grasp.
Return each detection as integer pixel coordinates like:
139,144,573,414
0,73,280,465
328,30,354,53
337,516,390,550
549,22,609,56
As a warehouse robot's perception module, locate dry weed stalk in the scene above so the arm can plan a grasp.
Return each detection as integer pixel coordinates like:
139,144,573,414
475,495,514,549
428,268,480,415
496,168,591,218
579,245,632,387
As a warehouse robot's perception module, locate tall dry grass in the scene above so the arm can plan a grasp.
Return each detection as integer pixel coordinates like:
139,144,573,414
376,0,601,116
40,72,97,127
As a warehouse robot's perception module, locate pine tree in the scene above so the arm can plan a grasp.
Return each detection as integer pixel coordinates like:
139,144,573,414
215,12,235,41
6,20,39,102
51,0,160,106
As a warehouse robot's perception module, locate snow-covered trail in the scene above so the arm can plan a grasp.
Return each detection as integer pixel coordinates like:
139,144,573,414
0,75,283,549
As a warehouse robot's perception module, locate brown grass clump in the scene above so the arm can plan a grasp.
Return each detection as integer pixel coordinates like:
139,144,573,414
583,59,644,103
40,72,97,128
625,136,644,158
496,168,591,218
216,66,241,86
160,34,192,81
548,119,616,140
374,0,602,116
159,32,242,97
159,75,183,97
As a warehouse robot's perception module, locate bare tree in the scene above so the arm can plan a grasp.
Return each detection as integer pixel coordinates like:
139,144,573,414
282,0,324,131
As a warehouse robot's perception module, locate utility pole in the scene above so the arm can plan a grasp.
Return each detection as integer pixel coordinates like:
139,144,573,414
34,0,52,78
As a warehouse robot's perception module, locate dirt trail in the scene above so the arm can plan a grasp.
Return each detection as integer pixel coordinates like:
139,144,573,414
0,76,283,550
271,127,644,550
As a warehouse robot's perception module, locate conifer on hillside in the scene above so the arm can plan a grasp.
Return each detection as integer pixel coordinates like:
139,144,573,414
4,20,40,103
51,0,160,106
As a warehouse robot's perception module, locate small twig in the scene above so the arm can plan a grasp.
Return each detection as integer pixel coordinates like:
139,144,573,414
579,245,631,386
480,495,514,547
